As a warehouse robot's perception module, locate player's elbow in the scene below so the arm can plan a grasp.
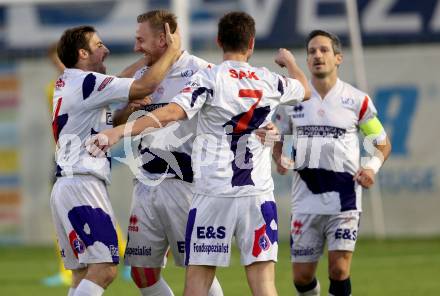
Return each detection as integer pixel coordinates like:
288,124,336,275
303,88,311,101
302,84,312,101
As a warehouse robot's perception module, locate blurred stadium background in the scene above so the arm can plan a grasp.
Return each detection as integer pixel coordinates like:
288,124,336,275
0,0,439,295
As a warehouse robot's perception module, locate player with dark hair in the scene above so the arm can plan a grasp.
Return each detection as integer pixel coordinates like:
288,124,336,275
273,30,391,296
50,24,180,296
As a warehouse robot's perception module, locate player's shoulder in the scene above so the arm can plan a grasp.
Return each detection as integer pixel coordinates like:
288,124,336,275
339,79,369,102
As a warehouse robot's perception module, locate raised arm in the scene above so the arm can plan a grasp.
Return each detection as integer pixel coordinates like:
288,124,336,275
275,48,311,100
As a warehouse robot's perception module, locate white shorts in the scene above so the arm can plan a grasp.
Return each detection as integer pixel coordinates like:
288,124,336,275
185,193,278,267
50,175,119,270
125,178,192,267
290,211,360,263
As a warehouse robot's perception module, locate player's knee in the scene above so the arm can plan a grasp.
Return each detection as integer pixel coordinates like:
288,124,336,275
102,265,118,286
131,267,159,288
328,265,349,281
293,271,315,286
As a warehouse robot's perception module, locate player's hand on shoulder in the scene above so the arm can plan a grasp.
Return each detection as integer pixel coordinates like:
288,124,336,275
275,48,296,68
354,168,375,189
165,22,181,54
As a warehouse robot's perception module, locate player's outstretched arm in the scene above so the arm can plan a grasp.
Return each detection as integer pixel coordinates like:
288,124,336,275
128,23,181,100
88,103,187,155
275,48,311,100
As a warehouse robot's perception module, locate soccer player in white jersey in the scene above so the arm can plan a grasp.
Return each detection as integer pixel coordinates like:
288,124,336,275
112,10,223,296
90,11,311,296
272,30,392,296
50,24,180,296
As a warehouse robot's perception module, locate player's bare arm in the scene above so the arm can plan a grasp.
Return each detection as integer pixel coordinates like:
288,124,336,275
89,102,187,155
112,97,151,126
254,122,281,146
355,136,391,188
128,23,181,100
275,48,312,100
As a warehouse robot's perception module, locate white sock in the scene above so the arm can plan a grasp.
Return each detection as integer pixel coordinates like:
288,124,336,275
139,278,174,296
297,280,320,296
68,288,76,296
73,279,104,296
208,276,223,296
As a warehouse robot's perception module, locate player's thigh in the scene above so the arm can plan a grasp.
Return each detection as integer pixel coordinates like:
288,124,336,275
326,211,359,253
290,213,326,264
50,184,84,270
155,179,192,267
125,180,168,268
236,193,278,266
185,194,237,267
325,211,359,278
51,176,119,268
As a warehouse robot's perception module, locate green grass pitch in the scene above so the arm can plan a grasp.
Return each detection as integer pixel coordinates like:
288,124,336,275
1,238,439,295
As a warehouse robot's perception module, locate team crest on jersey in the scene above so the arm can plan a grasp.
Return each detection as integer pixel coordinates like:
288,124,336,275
98,77,114,91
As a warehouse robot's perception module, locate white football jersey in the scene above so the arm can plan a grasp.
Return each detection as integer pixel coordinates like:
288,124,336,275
274,78,377,214
52,68,134,184
172,60,305,197
132,51,211,182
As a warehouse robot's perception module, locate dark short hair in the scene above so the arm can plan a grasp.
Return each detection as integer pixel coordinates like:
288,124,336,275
57,25,96,68
137,10,177,34
218,11,255,53
306,30,342,55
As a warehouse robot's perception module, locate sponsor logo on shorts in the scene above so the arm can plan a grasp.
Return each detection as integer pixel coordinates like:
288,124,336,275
292,247,315,257
125,246,152,256
196,226,226,239
335,228,357,241
193,242,229,255
60,249,66,258
128,215,139,232
292,220,303,235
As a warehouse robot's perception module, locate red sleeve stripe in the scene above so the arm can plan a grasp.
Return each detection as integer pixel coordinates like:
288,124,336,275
359,96,369,121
